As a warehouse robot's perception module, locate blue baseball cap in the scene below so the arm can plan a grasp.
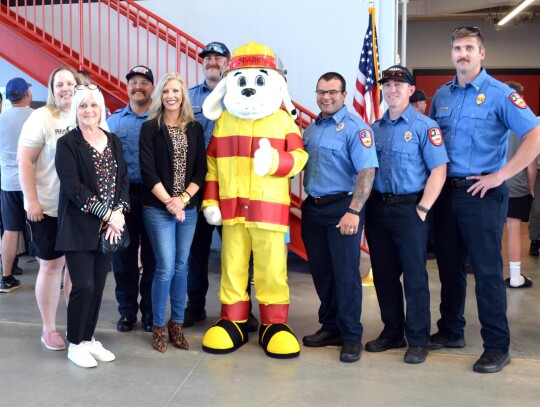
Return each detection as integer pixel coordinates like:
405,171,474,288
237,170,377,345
6,77,31,100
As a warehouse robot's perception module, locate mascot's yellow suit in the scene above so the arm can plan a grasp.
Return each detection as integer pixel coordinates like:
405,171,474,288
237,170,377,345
201,42,308,358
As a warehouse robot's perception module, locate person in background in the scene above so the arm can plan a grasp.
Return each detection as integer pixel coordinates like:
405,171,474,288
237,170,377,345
301,72,377,363
186,41,259,331
429,27,540,374
409,89,427,114
107,65,156,333
56,84,129,368
18,67,81,351
364,66,448,364
527,155,540,256
77,70,92,86
140,72,206,352
503,81,535,289
0,78,33,292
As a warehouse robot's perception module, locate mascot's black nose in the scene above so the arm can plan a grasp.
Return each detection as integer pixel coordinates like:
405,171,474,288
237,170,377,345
241,88,256,97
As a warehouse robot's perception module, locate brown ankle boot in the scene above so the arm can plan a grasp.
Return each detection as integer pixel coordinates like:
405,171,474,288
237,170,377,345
152,325,167,353
167,320,189,350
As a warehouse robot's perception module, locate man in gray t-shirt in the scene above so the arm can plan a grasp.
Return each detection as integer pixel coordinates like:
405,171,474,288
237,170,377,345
0,78,33,293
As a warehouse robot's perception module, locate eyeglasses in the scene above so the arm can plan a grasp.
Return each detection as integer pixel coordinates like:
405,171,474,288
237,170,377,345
315,89,343,97
75,84,99,91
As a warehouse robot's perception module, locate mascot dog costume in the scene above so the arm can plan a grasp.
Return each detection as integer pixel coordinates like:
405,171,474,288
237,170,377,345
201,42,308,358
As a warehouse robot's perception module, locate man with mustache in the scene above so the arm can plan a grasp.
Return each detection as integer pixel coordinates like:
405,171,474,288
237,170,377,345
107,65,156,333
429,27,540,373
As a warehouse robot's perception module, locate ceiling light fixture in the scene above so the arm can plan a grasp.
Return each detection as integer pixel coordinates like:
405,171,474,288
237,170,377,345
498,0,535,26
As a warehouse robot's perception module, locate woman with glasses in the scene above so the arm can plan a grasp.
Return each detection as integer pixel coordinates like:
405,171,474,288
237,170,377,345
18,67,81,352
139,72,206,352
55,84,129,368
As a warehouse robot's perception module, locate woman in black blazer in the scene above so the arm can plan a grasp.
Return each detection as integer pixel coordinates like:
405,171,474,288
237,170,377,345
55,85,129,368
139,72,206,352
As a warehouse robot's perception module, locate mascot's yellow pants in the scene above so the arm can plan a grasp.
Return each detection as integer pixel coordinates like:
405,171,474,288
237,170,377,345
219,223,289,323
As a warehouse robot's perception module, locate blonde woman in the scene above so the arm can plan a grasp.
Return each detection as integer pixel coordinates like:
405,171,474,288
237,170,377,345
18,67,81,351
139,72,206,352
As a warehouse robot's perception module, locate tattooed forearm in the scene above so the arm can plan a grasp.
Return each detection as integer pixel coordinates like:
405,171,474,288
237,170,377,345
349,168,375,211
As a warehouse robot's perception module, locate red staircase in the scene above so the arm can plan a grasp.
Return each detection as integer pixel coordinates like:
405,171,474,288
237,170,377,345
0,0,323,260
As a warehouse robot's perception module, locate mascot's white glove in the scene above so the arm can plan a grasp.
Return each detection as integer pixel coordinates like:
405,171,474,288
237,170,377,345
253,138,274,177
203,206,222,226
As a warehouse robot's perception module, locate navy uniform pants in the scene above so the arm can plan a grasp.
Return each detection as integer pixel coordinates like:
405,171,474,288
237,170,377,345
365,195,430,347
301,196,363,342
433,181,510,352
112,186,156,318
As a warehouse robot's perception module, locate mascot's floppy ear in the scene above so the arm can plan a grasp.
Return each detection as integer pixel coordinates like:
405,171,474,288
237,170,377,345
279,75,297,120
202,79,227,121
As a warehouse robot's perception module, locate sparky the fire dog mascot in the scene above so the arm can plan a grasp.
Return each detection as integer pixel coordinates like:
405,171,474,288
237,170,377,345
201,41,308,358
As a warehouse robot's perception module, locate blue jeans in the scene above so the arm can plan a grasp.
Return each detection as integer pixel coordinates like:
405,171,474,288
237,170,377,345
143,206,197,327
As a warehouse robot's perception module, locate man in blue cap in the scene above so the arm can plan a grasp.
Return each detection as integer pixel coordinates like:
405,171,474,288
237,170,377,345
108,65,156,332
0,78,33,293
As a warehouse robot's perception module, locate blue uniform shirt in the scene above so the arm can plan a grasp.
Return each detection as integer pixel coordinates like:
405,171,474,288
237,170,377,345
189,81,214,150
106,104,148,184
429,68,540,177
303,105,379,197
372,104,449,194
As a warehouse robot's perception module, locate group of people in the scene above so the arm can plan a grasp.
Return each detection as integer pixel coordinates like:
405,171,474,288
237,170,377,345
300,26,540,374
1,27,539,374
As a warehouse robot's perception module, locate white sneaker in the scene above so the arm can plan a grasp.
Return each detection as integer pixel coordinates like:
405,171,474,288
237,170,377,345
87,340,115,362
68,343,97,368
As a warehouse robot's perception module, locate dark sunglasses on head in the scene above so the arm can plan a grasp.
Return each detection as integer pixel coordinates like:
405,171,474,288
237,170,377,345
75,84,99,91
452,26,483,39
205,45,226,55
381,69,408,80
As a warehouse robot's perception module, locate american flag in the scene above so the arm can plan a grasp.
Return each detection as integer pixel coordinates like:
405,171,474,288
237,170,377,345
353,5,382,124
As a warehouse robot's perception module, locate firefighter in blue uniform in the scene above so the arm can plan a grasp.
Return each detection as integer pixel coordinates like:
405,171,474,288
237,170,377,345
429,27,540,374
364,65,448,364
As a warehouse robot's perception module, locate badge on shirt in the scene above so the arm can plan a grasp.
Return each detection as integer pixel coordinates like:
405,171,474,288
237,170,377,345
336,122,345,132
476,94,485,105
428,127,443,146
509,92,527,109
359,129,373,148
404,131,412,142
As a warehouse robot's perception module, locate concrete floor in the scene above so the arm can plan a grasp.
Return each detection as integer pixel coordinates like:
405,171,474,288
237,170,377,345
1,229,540,407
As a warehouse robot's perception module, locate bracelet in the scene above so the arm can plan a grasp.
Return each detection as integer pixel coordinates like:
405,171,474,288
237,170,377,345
346,208,361,216
182,190,192,199
416,204,430,214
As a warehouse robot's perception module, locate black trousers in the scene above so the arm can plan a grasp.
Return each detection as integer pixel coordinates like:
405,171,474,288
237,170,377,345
66,250,112,344
365,197,430,346
112,188,155,317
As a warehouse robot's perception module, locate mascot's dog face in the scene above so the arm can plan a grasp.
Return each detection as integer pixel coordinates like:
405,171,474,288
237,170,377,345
223,68,283,120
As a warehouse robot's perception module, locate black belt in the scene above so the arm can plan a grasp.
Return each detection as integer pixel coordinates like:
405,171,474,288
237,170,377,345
306,192,352,205
447,178,476,188
129,183,144,194
372,191,421,205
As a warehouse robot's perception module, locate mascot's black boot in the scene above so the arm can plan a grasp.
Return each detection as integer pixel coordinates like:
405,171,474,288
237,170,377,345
202,319,248,354
259,323,300,359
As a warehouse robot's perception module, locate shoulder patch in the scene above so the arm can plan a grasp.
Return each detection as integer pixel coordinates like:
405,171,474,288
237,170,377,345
428,127,443,146
509,92,527,109
359,129,373,148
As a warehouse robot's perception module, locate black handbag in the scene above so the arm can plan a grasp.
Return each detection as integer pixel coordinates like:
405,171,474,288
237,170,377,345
98,223,130,254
